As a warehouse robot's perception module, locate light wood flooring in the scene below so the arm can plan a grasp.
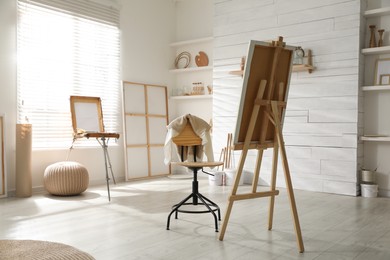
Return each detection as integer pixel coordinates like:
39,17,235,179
1,176,390,260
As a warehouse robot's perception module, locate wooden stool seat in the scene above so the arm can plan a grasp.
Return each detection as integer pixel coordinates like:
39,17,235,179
171,161,223,169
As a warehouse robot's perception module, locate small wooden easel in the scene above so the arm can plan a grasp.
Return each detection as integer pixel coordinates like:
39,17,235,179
218,37,304,253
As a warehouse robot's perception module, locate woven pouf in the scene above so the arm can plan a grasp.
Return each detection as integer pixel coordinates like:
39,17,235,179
44,161,89,196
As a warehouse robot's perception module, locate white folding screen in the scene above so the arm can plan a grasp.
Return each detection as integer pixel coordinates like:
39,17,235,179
123,82,170,180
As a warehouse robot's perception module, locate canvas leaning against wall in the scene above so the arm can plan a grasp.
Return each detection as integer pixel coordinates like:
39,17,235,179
0,114,6,198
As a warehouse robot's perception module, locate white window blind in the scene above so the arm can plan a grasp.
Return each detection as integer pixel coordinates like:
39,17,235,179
17,0,120,148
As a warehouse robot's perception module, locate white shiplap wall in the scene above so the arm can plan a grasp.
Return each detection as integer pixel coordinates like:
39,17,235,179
213,0,362,196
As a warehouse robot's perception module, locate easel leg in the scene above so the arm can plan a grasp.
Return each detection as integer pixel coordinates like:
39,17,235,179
251,149,264,193
278,137,304,252
218,197,233,240
271,102,304,253
219,148,248,240
100,137,111,201
268,143,279,230
105,149,116,184
220,80,267,241
268,82,283,230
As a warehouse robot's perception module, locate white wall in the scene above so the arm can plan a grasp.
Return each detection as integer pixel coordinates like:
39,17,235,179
175,0,213,41
119,0,176,122
213,0,362,196
170,0,214,124
0,0,18,194
120,0,175,84
0,0,175,195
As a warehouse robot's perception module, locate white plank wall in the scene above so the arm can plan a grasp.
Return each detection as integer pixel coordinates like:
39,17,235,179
212,0,363,196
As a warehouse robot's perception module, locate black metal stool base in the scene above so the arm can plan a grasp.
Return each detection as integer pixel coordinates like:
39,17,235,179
166,190,221,232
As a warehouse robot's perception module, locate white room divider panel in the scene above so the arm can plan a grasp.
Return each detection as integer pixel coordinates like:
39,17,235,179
123,82,170,180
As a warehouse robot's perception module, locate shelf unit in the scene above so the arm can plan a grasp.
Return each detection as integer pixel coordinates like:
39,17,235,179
169,36,213,123
361,2,390,147
169,36,213,90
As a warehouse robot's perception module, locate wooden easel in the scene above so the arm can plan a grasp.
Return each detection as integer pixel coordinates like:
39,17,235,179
218,37,304,253
70,96,120,201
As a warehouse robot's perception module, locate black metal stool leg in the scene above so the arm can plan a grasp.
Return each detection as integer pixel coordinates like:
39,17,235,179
199,193,221,220
166,165,221,232
167,193,194,230
196,193,219,232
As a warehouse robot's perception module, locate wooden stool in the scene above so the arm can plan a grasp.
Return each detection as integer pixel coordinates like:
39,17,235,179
166,120,223,232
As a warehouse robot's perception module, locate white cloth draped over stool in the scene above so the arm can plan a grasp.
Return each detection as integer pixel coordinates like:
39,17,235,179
164,114,223,232
164,114,214,164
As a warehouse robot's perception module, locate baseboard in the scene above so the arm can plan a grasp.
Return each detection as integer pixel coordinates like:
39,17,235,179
6,176,127,198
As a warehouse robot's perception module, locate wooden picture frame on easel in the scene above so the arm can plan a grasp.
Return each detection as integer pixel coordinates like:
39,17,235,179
219,37,304,253
70,96,104,134
234,39,294,149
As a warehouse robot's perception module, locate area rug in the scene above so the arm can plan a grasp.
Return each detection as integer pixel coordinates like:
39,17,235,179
0,240,95,260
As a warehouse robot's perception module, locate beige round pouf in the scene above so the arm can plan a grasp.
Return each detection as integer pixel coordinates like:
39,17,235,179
44,161,89,196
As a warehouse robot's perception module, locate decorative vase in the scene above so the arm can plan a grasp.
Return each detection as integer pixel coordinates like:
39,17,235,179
15,124,32,198
378,29,385,47
369,25,377,48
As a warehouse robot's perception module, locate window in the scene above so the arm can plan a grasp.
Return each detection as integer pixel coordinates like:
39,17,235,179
17,0,120,148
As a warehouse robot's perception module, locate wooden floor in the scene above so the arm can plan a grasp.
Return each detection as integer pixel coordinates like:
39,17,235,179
1,176,390,260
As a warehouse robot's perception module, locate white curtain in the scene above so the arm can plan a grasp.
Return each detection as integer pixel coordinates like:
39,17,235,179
17,0,120,148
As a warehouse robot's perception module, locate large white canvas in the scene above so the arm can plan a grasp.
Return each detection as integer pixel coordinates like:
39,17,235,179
124,83,145,114
147,86,167,115
123,82,169,180
127,147,149,178
125,116,147,145
74,102,101,132
148,117,167,144
149,147,169,175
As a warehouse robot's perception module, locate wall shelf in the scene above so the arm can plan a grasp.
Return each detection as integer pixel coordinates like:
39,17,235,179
228,70,243,76
362,85,390,91
361,136,390,142
170,95,212,100
169,37,213,47
292,49,314,73
169,66,212,73
229,64,314,77
364,6,390,18
361,46,390,55
292,64,314,73
229,49,314,76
